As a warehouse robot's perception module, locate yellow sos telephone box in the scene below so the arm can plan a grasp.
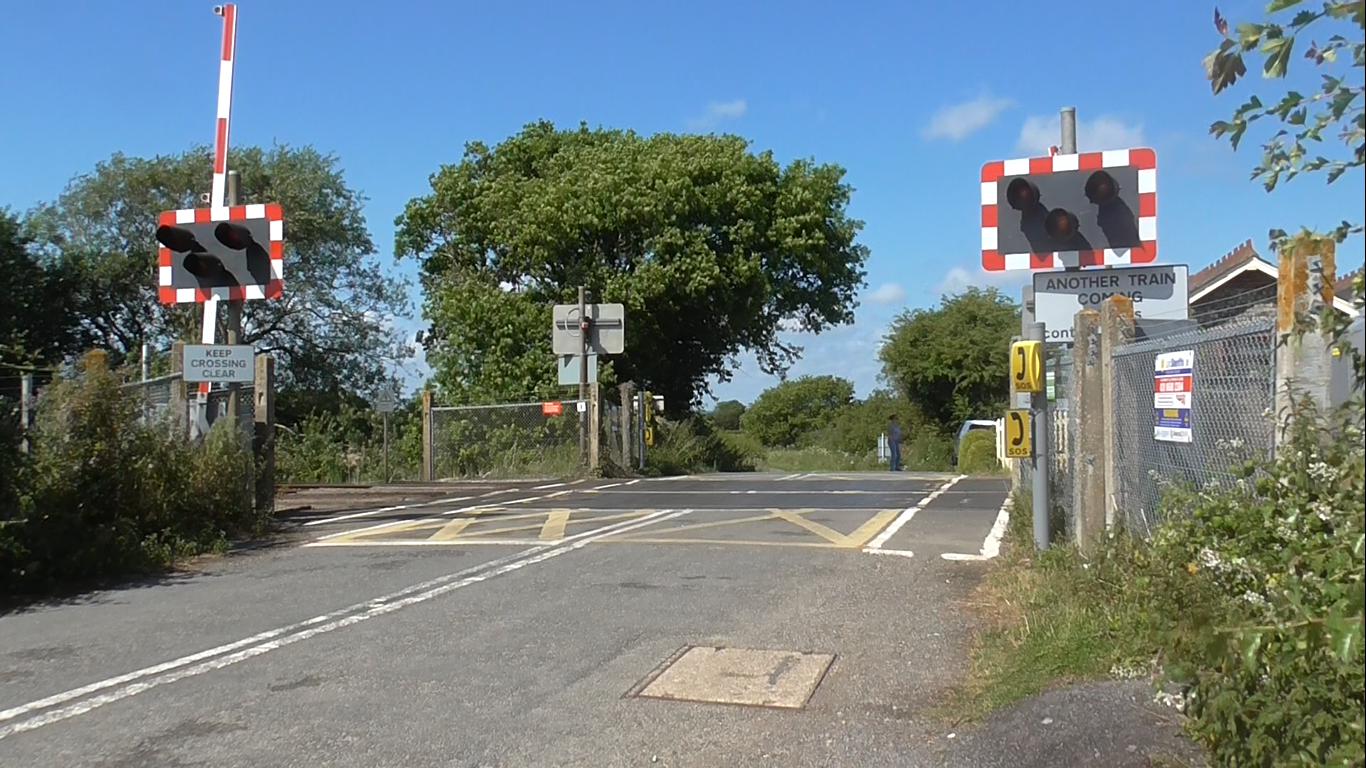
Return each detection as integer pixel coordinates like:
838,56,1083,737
1005,409,1033,459
1010,340,1044,394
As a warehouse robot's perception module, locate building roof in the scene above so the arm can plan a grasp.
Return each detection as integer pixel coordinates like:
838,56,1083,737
1191,238,1358,316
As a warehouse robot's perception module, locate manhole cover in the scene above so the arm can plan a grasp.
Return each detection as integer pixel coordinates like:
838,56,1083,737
630,646,835,709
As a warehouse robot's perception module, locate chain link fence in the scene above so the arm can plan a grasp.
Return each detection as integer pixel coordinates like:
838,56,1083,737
120,374,255,442
1110,310,1277,537
430,400,587,480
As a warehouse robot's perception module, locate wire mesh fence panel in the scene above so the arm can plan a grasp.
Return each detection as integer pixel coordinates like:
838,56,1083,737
1110,311,1277,537
1051,353,1075,538
600,400,623,468
202,385,255,444
431,400,586,479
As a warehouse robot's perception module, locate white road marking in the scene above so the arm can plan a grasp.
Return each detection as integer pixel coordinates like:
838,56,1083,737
0,509,689,741
865,548,915,559
941,496,1012,561
778,473,802,481
624,479,641,486
533,482,566,490
301,495,475,527
862,475,965,553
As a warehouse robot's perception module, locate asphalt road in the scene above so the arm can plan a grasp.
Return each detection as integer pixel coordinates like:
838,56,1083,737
2,471,1021,767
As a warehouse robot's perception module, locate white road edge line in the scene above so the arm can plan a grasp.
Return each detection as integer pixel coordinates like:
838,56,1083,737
862,475,965,553
0,508,688,740
301,495,476,527
865,549,915,559
533,482,566,490
777,473,801,481
941,495,1011,562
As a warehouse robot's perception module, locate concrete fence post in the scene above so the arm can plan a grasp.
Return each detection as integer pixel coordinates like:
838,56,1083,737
1100,297,1135,533
1071,309,1105,554
253,355,276,514
1275,236,1337,447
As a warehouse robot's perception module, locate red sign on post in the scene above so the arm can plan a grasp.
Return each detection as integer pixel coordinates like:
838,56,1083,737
542,401,564,417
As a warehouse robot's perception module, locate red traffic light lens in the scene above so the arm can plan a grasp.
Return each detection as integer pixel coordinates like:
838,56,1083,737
214,222,255,250
183,252,227,279
156,225,202,253
1045,208,1078,240
1006,178,1038,211
1085,171,1118,205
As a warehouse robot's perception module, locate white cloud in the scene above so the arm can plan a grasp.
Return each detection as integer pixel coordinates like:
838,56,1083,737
936,266,1030,297
687,99,748,131
869,283,908,305
1016,115,1145,156
922,95,1014,142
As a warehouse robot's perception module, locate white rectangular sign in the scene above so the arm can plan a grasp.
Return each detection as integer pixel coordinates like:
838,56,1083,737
552,303,625,355
557,354,598,386
1153,349,1193,443
183,344,255,383
1033,265,1188,345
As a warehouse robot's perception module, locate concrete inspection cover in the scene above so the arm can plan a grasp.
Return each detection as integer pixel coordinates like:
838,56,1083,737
632,646,835,709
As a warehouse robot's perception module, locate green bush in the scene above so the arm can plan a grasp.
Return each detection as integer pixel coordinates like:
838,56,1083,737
966,393,1364,766
2,352,260,593
277,403,423,483
648,418,757,475
1145,396,1365,767
956,430,999,474
904,430,954,471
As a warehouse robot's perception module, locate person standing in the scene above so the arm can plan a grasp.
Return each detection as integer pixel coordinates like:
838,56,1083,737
887,414,903,472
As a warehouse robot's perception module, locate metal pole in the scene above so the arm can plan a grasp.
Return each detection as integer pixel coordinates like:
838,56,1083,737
1060,107,1077,155
1030,321,1051,549
383,412,390,483
225,169,243,427
141,343,150,382
578,286,589,466
19,372,32,454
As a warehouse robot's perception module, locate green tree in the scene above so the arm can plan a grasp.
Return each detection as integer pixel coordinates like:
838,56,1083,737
710,400,746,431
879,287,1018,435
395,121,869,413
741,375,855,447
1205,1,1364,244
23,146,410,398
0,210,76,370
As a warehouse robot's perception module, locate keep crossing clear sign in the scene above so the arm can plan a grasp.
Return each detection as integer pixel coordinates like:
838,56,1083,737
183,344,254,383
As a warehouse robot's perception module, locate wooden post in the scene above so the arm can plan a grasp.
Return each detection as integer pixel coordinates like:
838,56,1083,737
588,382,602,474
1100,296,1135,533
253,355,276,514
1071,309,1105,554
619,382,635,469
170,341,187,438
421,389,434,482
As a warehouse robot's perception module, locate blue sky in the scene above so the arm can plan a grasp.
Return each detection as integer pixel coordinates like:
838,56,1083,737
2,0,1361,404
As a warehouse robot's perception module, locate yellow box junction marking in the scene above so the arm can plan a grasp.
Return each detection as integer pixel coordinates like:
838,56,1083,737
539,510,572,541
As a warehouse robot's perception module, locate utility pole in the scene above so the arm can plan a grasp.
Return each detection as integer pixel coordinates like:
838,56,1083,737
225,169,243,427
1060,106,1077,154
1030,321,1051,549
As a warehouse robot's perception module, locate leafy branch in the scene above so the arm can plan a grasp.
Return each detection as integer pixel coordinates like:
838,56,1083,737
1206,1,1365,244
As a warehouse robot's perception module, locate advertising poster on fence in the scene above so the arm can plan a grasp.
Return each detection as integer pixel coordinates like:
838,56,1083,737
1154,350,1194,443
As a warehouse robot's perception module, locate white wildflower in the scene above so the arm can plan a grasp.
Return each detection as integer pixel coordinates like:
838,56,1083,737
1199,548,1221,570
1240,590,1269,608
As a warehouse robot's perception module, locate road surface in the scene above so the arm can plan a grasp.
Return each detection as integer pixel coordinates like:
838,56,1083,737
2,472,1015,767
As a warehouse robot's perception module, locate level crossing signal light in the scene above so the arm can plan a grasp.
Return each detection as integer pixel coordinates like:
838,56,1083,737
981,148,1157,271
156,205,285,303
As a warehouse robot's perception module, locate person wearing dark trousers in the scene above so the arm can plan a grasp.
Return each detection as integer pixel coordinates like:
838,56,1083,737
887,414,903,472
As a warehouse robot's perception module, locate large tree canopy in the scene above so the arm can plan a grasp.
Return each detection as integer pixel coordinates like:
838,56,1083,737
879,287,1019,435
395,121,868,412
23,146,409,396
0,210,77,371
741,375,856,448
